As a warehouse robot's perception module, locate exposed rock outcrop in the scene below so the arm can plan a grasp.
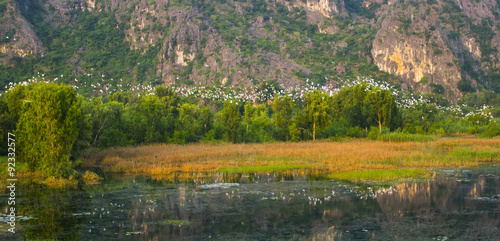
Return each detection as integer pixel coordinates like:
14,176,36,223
0,0,45,65
372,12,461,100
298,0,344,17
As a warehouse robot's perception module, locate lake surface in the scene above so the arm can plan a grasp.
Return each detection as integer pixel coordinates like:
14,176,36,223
1,165,499,240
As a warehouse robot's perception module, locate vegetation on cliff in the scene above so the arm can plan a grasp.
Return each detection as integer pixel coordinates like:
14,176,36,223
3,0,499,100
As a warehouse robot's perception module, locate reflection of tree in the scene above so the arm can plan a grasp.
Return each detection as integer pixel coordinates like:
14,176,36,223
18,185,91,240
121,175,376,239
73,172,500,240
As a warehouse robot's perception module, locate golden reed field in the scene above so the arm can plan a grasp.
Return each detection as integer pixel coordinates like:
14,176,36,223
82,138,500,181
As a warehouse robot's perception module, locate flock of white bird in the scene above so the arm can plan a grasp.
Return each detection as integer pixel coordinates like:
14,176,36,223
1,74,494,123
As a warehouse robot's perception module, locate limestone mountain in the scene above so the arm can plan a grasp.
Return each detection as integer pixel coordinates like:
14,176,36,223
1,0,499,101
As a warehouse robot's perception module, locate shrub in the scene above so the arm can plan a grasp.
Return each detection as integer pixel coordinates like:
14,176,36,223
82,171,103,185
420,76,429,84
479,122,500,138
325,118,364,139
367,126,381,140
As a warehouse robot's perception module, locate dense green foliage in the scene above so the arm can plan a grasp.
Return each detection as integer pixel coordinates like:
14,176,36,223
221,100,242,143
1,1,500,181
304,90,332,140
331,83,400,131
1,80,498,181
5,83,80,177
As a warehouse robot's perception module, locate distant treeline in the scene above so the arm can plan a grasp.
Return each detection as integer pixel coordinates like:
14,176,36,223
1,81,499,178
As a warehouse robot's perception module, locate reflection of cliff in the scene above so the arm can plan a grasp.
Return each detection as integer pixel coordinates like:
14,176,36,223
468,176,486,198
375,175,500,239
375,181,458,222
84,172,500,240
310,226,343,241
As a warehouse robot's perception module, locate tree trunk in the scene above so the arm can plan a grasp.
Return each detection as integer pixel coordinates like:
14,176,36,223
313,122,316,141
378,113,382,133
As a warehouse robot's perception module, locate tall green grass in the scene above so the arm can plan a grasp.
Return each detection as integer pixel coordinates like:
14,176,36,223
378,132,437,142
451,150,500,160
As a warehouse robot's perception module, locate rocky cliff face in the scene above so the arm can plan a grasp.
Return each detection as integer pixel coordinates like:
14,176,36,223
290,0,345,17
1,0,500,99
0,0,45,65
371,0,500,100
453,0,496,24
371,1,462,99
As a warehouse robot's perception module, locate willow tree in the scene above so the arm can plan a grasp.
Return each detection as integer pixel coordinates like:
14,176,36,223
14,82,80,177
332,83,399,132
304,90,331,141
331,83,369,130
221,100,241,143
271,94,294,141
364,88,395,133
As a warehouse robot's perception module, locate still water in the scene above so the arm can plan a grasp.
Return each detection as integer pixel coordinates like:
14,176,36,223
1,165,499,240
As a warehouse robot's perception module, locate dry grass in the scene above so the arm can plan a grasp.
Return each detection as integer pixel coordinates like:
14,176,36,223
0,170,79,191
81,137,500,181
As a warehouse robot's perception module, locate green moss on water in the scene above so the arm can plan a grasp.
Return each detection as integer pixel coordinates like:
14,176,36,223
219,164,310,173
327,169,428,181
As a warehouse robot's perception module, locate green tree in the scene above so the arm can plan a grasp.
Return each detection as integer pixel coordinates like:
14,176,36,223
363,88,395,132
243,102,256,135
155,85,177,99
135,95,169,144
87,98,117,147
174,103,212,143
304,90,331,141
221,100,241,143
15,83,80,177
71,96,92,157
0,97,17,156
242,103,273,143
402,102,443,134
271,94,294,141
89,99,130,148
331,83,370,130
108,91,136,105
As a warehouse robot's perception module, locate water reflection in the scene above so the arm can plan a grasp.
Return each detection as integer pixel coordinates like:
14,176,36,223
0,166,499,240
0,183,91,240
